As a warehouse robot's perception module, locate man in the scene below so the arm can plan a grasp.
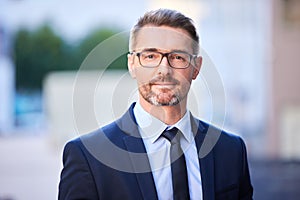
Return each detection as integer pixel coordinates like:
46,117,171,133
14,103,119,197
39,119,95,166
58,9,253,200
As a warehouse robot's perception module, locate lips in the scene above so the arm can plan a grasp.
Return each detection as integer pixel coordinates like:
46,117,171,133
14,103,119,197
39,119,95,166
150,82,177,91
151,82,177,85
149,76,179,86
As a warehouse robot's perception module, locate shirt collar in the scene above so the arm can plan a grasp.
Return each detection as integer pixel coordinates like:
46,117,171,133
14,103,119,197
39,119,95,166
133,102,193,144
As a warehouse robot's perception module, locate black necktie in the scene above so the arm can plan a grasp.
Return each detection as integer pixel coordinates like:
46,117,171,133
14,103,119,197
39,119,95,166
162,127,190,200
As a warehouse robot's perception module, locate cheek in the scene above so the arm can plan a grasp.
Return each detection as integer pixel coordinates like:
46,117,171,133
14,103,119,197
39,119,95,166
135,68,153,83
175,70,194,84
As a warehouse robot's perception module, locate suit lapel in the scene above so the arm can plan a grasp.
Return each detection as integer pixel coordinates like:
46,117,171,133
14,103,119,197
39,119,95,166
118,105,216,200
191,115,216,200
118,104,158,200
123,136,158,200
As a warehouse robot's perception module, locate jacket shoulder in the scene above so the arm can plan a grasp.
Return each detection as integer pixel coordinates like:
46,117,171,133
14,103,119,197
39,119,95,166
197,120,250,178
66,120,125,147
196,119,247,154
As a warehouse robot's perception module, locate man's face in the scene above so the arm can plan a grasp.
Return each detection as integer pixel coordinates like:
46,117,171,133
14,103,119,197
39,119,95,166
128,25,202,106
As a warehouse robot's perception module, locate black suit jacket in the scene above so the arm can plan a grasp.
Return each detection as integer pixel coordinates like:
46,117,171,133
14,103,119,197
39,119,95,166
58,103,253,199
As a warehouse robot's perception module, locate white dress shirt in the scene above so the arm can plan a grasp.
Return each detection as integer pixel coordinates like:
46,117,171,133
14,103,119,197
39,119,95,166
133,102,203,200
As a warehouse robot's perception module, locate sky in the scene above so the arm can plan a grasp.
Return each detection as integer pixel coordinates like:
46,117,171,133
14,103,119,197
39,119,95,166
0,0,147,41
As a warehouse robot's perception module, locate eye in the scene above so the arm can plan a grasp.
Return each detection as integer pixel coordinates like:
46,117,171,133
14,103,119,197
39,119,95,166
175,55,184,60
141,52,159,60
146,54,154,59
170,53,188,62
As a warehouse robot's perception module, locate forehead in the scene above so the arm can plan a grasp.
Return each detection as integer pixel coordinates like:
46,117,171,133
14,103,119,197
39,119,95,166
134,26,194,53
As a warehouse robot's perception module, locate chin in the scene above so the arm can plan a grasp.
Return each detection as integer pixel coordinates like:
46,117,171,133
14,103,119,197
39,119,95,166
147,96,180,106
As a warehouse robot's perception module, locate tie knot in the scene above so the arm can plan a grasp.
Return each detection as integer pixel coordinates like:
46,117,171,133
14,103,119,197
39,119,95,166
162,127,181,144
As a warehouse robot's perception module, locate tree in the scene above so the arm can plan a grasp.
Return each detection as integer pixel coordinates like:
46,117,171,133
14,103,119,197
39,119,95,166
14,25,69,90
77,28,128,70
13,25,127,91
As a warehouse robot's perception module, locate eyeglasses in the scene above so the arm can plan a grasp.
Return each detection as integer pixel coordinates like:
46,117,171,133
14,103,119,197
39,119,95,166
130,50,197,69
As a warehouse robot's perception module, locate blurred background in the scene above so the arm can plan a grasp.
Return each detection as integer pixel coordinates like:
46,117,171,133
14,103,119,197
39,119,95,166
0,0,300,199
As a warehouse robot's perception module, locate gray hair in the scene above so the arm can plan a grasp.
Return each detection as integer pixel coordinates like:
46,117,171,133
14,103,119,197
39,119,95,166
129,9,199,54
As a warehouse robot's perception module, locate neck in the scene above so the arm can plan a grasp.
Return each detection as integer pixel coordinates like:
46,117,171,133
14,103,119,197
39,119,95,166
139,97,187,125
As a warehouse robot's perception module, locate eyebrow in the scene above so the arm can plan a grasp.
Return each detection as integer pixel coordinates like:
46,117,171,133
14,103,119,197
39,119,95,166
142,48,159,52
141,48,190,54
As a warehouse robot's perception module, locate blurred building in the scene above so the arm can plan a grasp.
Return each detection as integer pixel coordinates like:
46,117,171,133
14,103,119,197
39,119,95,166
0,24,15,135
44,70,137,147
196,0,271,158
268,0,300,159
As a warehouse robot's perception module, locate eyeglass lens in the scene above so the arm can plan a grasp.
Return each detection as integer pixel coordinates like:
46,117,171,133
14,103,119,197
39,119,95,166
138,51,191,68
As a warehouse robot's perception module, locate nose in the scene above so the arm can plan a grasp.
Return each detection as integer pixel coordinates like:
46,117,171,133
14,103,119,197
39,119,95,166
157,56,172,75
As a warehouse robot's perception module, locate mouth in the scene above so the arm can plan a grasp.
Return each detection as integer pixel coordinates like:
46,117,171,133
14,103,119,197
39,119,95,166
152,81,176,85
151,81,177,88
148,76,179,89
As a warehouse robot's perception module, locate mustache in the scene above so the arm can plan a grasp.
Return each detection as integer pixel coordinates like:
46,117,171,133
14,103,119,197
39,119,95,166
149,76,180,85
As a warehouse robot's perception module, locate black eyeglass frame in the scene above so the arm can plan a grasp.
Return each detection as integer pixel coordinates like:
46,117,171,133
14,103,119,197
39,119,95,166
129,50,198,69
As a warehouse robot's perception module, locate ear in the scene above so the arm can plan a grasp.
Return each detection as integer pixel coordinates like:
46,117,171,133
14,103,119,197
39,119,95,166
127,53,136,79
192,56,202,80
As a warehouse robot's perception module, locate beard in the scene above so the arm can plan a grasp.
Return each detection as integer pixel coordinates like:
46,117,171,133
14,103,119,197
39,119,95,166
140,86,180,106
138,75,187,106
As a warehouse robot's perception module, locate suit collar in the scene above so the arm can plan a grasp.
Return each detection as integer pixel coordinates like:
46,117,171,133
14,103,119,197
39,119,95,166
118,102,207,136
116,102,139,137
134,101,196,144
118,103,216,200
123,136,158,200
118,103,158,200
192,116,216,200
